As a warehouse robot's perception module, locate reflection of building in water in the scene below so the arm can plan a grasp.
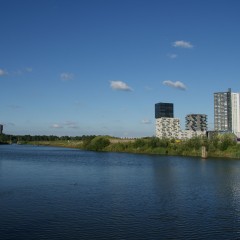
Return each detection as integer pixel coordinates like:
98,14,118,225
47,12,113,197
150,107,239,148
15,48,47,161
0,124,3,134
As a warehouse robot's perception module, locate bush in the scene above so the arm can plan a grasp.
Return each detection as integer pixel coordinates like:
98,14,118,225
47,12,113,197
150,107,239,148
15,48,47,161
219,134,236,151
185,137,202,150
87,136,110,151
133,139,146,148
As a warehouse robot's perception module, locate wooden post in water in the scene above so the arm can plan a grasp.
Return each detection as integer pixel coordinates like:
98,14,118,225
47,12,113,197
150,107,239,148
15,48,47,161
201,146,207,159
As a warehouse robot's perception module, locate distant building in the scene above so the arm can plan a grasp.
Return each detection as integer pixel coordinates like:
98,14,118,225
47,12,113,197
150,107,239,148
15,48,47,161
214,88,232,132
179,130,206,139
185,114,207,132
156,117,206,139
0,124,3,134
155,102,207,139
155,102,177,139
231,92,240,137
214,88,240,137
155,102,174,119
156,117,180,139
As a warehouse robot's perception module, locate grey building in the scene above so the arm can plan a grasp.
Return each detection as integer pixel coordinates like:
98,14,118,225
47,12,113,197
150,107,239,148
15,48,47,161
214,88,232,132
0,124,3,134
185,114,207,131
155,102,174,119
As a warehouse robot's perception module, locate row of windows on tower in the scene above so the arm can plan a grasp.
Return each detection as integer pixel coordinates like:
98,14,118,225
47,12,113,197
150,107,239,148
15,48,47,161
155,102,208,131
155,103,174,118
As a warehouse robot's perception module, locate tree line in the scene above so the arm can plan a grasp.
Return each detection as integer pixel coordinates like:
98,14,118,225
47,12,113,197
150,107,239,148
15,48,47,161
0,134,96,144
80,133,240,158
1,133,239,158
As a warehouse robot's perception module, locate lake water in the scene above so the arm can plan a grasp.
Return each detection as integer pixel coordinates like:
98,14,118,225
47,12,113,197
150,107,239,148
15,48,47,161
1,144,240,239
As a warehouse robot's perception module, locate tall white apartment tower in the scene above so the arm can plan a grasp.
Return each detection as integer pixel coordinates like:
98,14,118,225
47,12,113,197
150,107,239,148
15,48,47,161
231,92,240,137
214,88,240,137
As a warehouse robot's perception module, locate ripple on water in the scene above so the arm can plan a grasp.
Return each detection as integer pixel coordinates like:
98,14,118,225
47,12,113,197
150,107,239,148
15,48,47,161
1,145,240,239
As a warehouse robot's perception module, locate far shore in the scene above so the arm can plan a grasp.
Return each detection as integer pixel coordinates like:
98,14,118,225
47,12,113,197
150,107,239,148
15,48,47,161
2,134,240,159
22,136,240,160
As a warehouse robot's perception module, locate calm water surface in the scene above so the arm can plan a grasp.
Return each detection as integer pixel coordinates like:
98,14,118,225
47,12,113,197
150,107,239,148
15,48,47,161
1,144,240,239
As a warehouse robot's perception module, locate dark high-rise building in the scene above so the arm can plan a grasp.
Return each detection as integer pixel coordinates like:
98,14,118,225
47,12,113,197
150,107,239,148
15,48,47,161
0,124,3,134
214,88,232,132
155,102,174,118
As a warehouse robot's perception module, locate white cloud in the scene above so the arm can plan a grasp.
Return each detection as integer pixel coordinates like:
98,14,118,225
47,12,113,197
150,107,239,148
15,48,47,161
173,40,193,48
0,69,8,76
0,68,32,77
51,121,79,129
167,53,178,59
51,124,63,129
60,72,74,81
141,119,152,124
163,80,187,90
110,81,133,91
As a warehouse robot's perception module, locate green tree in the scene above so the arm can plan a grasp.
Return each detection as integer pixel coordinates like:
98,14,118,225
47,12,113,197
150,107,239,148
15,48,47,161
87,136,110,151
186,137,202,150
0,134,10,143
219,133,236,151
133,139,146,148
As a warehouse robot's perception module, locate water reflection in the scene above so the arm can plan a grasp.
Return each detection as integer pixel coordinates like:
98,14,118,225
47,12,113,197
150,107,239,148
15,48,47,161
150,156,240,238
1,145,240,239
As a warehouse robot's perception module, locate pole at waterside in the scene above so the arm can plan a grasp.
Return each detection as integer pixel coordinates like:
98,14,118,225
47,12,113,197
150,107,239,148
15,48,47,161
201,146,208,159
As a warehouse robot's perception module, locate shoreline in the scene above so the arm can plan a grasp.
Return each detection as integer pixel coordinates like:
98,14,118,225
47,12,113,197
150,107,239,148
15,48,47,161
23,138,240,160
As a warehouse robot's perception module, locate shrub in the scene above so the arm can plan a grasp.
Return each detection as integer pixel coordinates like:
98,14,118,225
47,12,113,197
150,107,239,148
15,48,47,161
219,134,236,151
87,136,110,151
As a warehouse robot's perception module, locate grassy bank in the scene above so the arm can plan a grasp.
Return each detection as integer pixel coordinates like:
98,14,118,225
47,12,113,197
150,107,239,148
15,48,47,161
24,134,240,159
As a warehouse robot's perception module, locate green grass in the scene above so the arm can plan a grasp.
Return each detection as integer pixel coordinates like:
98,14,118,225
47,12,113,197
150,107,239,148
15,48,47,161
23,136,240,159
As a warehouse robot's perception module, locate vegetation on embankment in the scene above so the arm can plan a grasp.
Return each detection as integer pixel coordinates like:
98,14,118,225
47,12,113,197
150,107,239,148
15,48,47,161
104,134,240,158
11,133,240,159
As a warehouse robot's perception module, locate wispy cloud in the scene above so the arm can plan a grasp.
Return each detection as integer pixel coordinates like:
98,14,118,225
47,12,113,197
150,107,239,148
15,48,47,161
60,72,74,81
144,86,152,91
7,104,21,109
26,67,32,72
73,101,83,109
0,69,8,76
16,68,33,75
64,121,79,129
173,40,193,49
167,53,178,59
0,67,32,77
4,122,15,127
51,124,63,129
51,121,79,129
141,119,152,124
163,80,187,90
110,81,133,91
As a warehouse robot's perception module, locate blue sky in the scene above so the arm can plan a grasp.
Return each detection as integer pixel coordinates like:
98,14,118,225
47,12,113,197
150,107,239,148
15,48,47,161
1,0,240,137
